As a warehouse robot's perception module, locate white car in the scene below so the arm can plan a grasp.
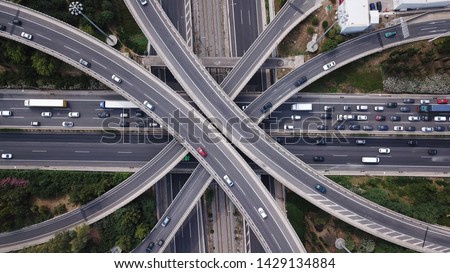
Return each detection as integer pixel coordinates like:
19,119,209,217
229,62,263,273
111,74,122,83
378,148,391,154
1,153,13,159
322,61,336,71
421,127,433,132
20,32,33,40
223,175,234,187
357,115,367,121
284,125,294,130
393,126,404,131
139,0,148,5
143,100,155,110
41,112,52,117
420,99,430,104
68,112,80,118
241,105,248,110
374,106,384,111
434,116,446,122
408,116,420,121
291,115,301,120
62,121,74,127
119,112,129,118
258,208,268,219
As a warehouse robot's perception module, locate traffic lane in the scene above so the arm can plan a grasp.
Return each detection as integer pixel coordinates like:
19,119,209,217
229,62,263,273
233,0,259,56
161,0,186,40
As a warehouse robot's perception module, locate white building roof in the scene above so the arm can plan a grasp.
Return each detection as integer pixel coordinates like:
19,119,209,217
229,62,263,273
369,10,380,24
338,0,370,31
395,0,448,3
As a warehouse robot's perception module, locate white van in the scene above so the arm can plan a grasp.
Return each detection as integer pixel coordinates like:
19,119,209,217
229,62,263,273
1,111,12,116
362,157,380,164
258,208,267,219
356,105,368,111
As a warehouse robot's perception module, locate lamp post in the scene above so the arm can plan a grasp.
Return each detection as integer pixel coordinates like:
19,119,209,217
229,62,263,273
69,1,117,46
335,238,351,253
307,12,348,52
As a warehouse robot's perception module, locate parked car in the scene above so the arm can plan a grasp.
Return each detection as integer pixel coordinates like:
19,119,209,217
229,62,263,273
394,126,404,131
376,1,382,12
390,116,401,121
437,98,448,104
357,115,367,121
408,116,420,121
421,127,433,132
369,3,376,10
405,126,416,132
434,126,445,132
322,61,336,71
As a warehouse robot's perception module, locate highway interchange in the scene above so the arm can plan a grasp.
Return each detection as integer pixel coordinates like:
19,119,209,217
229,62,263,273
1,0,450,253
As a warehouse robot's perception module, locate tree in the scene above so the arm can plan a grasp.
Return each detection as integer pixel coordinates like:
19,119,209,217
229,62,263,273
31,52,60,77
322,20,329,30
70,225,91,252
312,17,319,26
321,39,338,52
5,42,28,64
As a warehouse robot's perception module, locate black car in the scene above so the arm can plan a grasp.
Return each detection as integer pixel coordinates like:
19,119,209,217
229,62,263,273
313,156,324,162
421,115,431,121
260,102,272,113
317,124,328,130
378,125,389,131
334,124,345,130
145,242,155,253
0,24,6,31
349,124,360,130
13,19,22,26
98,112,110,118
405,126,416,132
362,125,374,131
294,76,307,87
390,116,401,121
403,98,415,104
320,113,332,119
399,106,410,112
386,102,397,108
434,126,445,132
408,140,418,146
376,1,382,12
428,149,437,155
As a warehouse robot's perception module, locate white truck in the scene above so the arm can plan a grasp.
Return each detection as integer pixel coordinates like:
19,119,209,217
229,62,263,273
291,103,312,111
24,99,67,107
99,100,138,109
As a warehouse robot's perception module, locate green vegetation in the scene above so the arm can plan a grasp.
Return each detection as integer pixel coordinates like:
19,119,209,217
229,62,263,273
0,170,131,232
302,55,384,93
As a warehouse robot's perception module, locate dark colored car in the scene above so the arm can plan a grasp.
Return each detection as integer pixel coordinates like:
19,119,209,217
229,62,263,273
421,115,431,121
98,112,110,118
377,125,389,131
390,116,401,121
369,3,376,10
408,140,418,146
320,113,332,119
343,105,351,111
157,239,165,246
376,1,382,12
399,106,410,112
434,126,445,132
349,124,360,130
145,242,155,253
405,126,416,132
313,156,324,162
403,98,415,104
260,102,272,113
315,184,327,193
334,124,345,130
119,121,130,127
386,102,397,108
0,24,6,31
135,110,145,117
375,115,386,121
362,125,374,131
294,76,307,87
135,121,146,127
317,124,328,130
428,149,437,155
315,138,326,145
13,19,22,26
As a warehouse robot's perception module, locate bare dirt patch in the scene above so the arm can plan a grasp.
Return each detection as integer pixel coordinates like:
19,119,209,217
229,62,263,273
34,194,78,213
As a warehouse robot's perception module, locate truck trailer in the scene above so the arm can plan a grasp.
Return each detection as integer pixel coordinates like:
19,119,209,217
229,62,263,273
291,103,312,111
24,99,67,107
99,100,138,109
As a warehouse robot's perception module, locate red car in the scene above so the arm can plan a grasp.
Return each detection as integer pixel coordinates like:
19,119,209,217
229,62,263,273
375,115,386,121
197,147,207,157
437,98,448,104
